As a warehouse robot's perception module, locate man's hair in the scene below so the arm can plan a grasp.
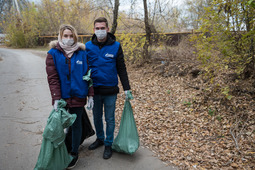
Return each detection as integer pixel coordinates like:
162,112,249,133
94,17,108,27
59,24,78,43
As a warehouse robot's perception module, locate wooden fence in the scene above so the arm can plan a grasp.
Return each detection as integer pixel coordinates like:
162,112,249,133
38,31,197,46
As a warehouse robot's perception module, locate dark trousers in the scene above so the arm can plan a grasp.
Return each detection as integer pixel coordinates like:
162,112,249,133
68,107,83,154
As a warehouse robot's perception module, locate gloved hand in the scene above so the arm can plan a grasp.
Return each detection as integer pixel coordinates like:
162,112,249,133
83,69,93,87
124,90,134,100
53,100,60,111
86,96,94,110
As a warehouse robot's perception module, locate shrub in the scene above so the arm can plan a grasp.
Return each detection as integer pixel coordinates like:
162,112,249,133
3,4,39,48
116,32,146,62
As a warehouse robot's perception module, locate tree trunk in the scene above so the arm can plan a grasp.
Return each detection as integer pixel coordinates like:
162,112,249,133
143,0,151,60
111,0,119,35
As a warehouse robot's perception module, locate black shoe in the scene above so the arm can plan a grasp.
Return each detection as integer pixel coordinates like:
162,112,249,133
103,146,112,159
67,153,79,169
88,139,104,150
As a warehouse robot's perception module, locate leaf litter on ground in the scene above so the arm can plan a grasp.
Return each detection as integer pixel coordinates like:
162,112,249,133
115,60,255,170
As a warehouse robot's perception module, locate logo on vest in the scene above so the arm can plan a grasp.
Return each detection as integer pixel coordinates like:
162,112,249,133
76,60,83,65
105,53,114,58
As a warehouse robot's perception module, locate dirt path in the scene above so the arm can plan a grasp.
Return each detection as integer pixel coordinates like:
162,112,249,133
0,47,177,170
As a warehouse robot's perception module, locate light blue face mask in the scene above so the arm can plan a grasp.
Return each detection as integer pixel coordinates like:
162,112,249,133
95,30,107,40
62,39,74,46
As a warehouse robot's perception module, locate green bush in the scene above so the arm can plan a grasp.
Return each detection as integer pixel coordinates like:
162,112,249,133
5,23,24,47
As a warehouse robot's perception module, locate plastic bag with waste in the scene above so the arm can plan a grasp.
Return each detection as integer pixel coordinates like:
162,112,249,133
112,100,139,154
34,99,76,170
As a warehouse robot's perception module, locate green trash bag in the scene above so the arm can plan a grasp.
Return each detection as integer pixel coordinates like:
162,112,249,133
112,99,139,154
34,99,76,170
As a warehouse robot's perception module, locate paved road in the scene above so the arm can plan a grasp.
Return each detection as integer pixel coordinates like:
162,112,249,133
0,47,178,170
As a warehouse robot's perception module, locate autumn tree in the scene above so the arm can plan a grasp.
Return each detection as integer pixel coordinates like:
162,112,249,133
36,0,92,35
90,0,119,32
0,0,28,32
183,0,213,30
4,2,39,47
2,0,94,47
191,0,255,96
0,0,13,25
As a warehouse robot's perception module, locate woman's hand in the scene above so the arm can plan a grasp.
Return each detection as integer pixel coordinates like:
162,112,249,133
86,96,94,110
53,100,60,111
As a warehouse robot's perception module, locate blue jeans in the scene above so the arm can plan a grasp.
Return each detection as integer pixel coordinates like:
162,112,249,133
93,94,117,146
69,107,83,154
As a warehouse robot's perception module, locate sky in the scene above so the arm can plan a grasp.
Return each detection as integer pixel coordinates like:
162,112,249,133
29,0,185,11
118,0,185,12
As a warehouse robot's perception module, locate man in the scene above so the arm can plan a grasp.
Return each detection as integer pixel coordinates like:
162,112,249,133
86,17,133,159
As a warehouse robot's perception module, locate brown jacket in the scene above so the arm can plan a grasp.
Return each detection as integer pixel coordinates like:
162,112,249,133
46,40,94,107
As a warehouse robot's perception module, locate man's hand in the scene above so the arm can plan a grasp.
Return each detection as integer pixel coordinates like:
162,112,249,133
87,96,94,110
124,90,134,100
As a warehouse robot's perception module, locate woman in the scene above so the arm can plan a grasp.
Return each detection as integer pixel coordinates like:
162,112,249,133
46,24,94,169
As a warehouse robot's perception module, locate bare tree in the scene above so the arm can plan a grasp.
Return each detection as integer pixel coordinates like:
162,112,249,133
0,0,28,32
143,0,151,60
0,0,12,17
184,0,213,30
111,0,119,34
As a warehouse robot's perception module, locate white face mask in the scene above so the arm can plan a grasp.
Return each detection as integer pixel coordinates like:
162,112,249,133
62,39,74,46
95,30,107,40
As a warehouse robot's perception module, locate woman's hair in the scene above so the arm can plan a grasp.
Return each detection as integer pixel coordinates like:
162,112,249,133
59,24,78,43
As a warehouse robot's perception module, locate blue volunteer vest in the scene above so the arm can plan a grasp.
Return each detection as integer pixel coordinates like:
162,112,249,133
48,48,89,99
86,41,120,87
